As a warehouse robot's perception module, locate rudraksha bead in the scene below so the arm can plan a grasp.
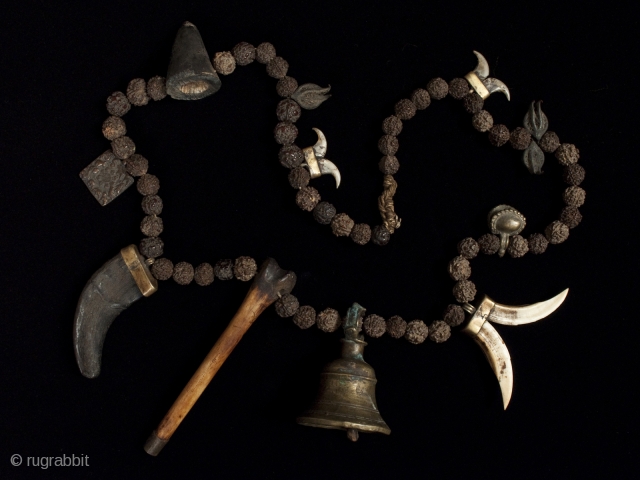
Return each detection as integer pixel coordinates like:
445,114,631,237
405,320,429,344
140,237,164,258
296,186,321,211
411,88,431,109
151,258,173,281
288,167,310,189
274,121,298,145
428,320,451,343
386,315,407,338
457,238,479,259
488,124,510,147
462,93,483,114
255,42,276,64
477,233,500,255
448,256,471,281
278,144,304,168
555,144,580,166
394,99,416,120
331,213,354,237
276,76,298,97
364,314,386,338
545,221,570,244
564,186,586,207
472,110,494,132
379,156,400,175
233,256,257,281
111,136,136,160
141,195,163,215
539,131,560,153
378,135,399,156
102,116,126,140
382,115,403,136
140,215,163,237
137,174,160,196
213,51,236,75
350,223,372,245
317,308,341,332
443,304,465,327
232,42,256,66
528,233,549,254
372,225,391,246
126,78,149,106
147,76,167,101
214,259,234,280
563,164,585,186
276,99,301,122
426,78,448,100
453,280,477,303
275,293,299,318
194,263,214,286
507,235,529,258
510,127,532,150
560,206,582,229
313,201,337,225
124,154,148,177
173,262,194,285
293,306,316,329
106,91,130,117
266,56,288,79
448,78,469,100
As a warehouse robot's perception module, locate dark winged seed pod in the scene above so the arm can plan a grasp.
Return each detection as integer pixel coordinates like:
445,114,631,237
523,101,549,141
523,140,545,175
291,83,331,110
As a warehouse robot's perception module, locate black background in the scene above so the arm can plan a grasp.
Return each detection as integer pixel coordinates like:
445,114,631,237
1,1,638,478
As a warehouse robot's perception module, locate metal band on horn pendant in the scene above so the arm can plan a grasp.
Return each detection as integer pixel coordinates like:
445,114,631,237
461,289,568,408
73,245,158,378
302,128,341,188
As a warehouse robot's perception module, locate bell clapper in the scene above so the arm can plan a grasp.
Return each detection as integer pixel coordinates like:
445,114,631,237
346,429,359,442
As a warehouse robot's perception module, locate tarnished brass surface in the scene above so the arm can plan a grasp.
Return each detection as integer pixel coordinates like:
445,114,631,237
465,72,490,100
121,245,158,297
488,205,526,257
297,303,391,438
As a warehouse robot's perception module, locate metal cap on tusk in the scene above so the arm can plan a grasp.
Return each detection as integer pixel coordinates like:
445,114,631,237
166,21,221,100
488,205,526,257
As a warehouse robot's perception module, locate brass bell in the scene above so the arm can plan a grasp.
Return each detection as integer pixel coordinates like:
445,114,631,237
297,303,391,441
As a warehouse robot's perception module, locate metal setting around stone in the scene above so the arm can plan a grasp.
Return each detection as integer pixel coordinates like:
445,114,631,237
488,205,526,257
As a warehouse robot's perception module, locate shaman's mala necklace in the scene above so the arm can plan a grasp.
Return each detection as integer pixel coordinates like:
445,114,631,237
75,22,584,451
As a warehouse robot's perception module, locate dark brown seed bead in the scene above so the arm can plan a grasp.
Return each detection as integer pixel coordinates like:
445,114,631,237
313,201,336,225
276,76,298,97
111,136,136,160
472,110,494,132
278,144,304,169
233,256,257,281
266,56,288,79
528,233,549,254
317,308,341,333
296,186,321,212
288,166,310,189
453,280,477,303
507,235,529,258
141,195,163,215
214,259,234,280
147,76,167,101
556,143,580,166
123,154,148,177
510,127,532,150
488,124,510,147
378,135,399,156
564,186,586,207
372,225,391,246
363,314,386,338
539,131,560,153
194,263,214,286
477,233,500,255
331,213,354,237
411,88,431,109
545,221,570,244
151,258,174,281
405,320,429,344
212,51,236,75
232,42,256,66
172,262,194,285
386,315,407,338
102,116,126,140
256,42,276,64
274,121,298,145
457,237,479,259
426,78,448,100
443,304,465,327
137,174,160,196
350,223,372,245
275,293,299,318
382,115,403,136
429,320,451,343
126,78,149,106
448,256,471,281
276,99,302,122
293,306,316,329
563,164,585,186
379,156,400,175
560,206,582,229
140,215,163,237
448,78,469,100
394,99,417,120
106,91,131,117
462,93,484,114
140,237,164,259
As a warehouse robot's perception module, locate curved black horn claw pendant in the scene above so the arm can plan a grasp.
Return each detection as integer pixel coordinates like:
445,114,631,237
73,245,157,378
464,51,511,101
